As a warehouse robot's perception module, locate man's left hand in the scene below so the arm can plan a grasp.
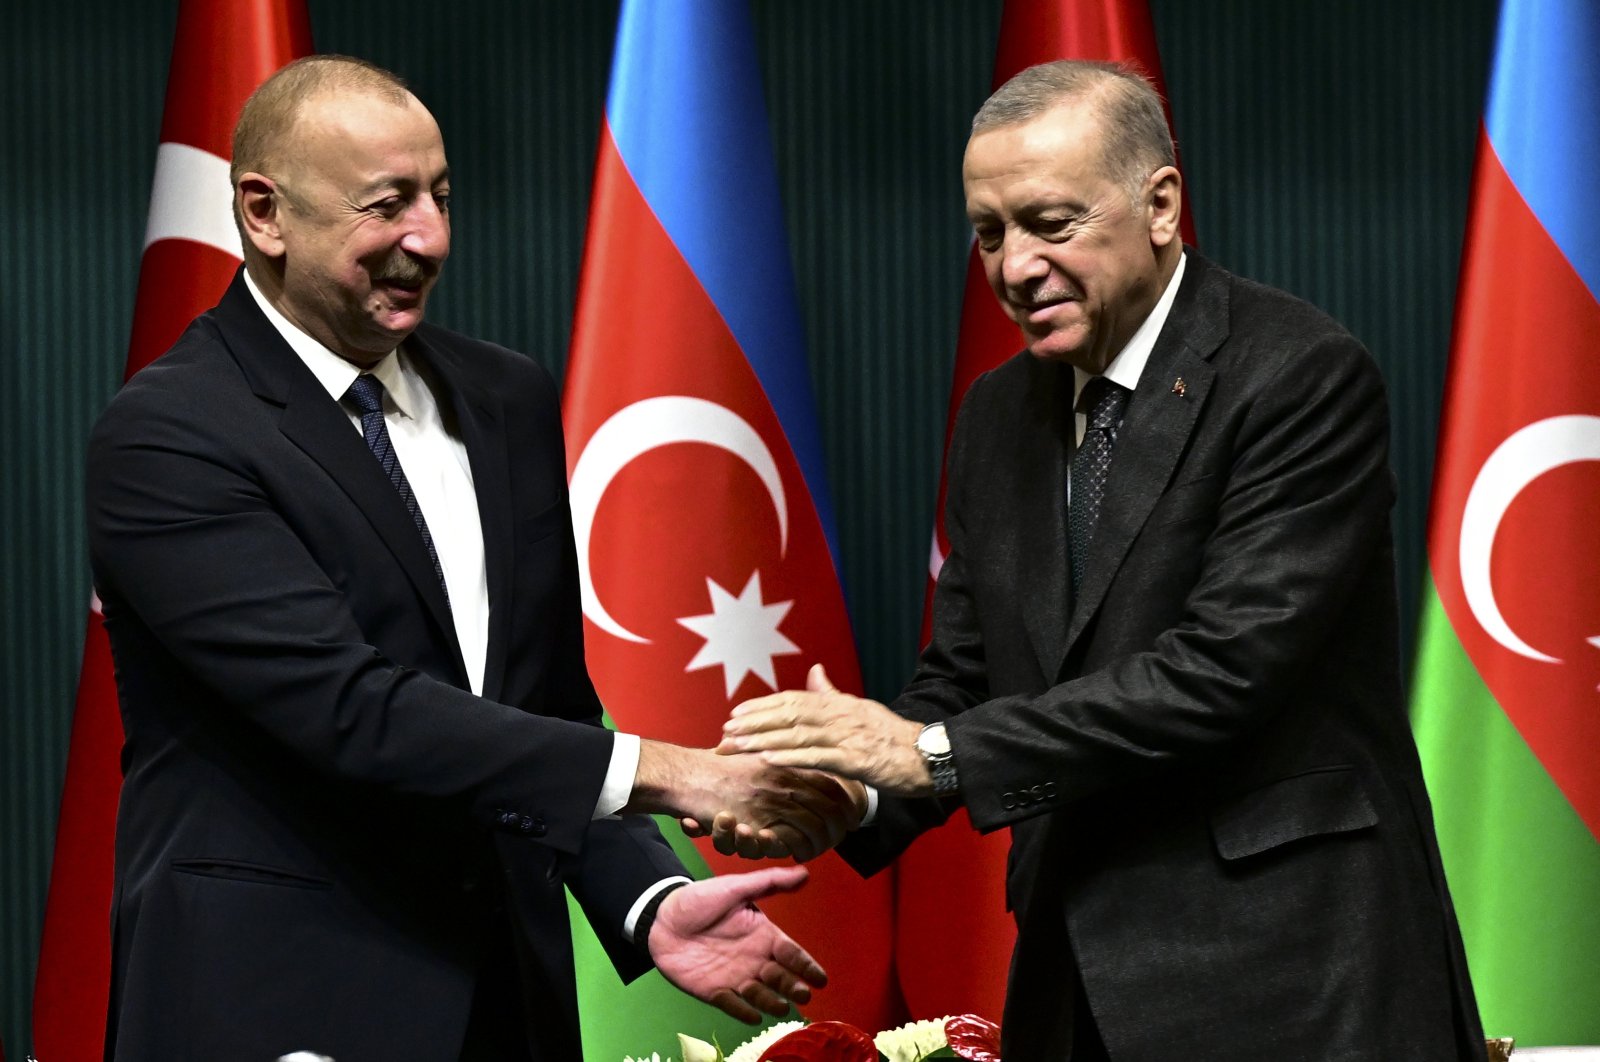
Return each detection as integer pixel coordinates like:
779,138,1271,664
718,664,933,797
648,865,827,1022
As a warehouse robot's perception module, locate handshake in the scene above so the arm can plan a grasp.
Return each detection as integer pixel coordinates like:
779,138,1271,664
617,662,948,1024
624,663,942,862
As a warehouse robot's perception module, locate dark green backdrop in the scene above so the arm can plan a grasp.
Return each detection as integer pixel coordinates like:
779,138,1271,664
1,0,1496,1049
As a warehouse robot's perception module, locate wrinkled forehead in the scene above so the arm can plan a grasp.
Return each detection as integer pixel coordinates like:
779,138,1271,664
283,88,444,187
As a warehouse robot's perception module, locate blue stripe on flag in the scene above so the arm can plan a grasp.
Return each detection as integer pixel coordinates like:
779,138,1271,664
1484,0,1600,302
605,0,842,566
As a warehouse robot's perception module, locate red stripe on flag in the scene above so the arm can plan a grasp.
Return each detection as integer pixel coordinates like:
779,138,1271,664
33,4,309,1057
1426,129,1600,841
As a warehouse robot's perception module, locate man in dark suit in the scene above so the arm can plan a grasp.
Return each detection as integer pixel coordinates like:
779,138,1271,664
88,55,849,1061
721,61,1484,1060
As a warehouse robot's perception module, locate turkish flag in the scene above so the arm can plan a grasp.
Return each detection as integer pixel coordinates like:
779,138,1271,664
562,0,900,1038
898,0,1196,1023
31,3,309,1057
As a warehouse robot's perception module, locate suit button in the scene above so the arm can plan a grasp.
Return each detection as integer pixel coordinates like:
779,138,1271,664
518,815,537,834
1043,782,1058,799
530,817,547,838
1002,792,1018,810
496,809,517,827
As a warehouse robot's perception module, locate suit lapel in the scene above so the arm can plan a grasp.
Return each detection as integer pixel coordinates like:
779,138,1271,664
214,272,466,676
1016,357,1075,680
412,331,515,704
1060,253,1230,666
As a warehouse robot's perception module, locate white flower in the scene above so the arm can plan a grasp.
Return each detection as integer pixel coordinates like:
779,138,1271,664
873,1016,950,1062
726,1020,808,1062
621,1054,671,1062
676,1032,723,1062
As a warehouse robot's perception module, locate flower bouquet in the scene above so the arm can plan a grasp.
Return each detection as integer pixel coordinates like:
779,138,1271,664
624,1014,1001,1062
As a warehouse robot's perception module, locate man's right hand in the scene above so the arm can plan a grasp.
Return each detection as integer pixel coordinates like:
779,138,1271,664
626,741,860,861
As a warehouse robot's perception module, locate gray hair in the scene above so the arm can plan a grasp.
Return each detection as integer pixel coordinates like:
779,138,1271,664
972,60,1176,203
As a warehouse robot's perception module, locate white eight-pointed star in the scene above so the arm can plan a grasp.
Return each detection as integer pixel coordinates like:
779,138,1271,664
677,571,801,698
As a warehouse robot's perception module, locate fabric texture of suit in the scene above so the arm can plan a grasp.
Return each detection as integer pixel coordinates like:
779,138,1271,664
88,271,685,1061
843,251,1482,1061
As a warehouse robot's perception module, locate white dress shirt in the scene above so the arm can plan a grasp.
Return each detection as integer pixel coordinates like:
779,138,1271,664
243,272,642,825
1073,251,1188,446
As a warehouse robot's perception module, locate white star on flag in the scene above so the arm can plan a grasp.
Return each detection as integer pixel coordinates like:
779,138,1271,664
677,571,801,698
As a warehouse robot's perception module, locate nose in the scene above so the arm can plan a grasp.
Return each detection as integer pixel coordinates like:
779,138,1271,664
998,230,1047,291
400,195,450,264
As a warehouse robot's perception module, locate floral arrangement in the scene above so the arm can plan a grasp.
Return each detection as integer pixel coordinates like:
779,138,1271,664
623,1014,1002,1062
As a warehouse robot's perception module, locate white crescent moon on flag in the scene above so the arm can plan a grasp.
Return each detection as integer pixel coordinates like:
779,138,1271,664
143,142,243,259
569,396,789,644
1459,413,1600,663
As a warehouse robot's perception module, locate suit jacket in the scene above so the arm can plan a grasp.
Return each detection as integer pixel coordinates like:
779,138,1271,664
87,271,685,1061
844,252,1482,1061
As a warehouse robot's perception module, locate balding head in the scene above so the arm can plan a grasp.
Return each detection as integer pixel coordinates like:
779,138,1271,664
231,55,413,221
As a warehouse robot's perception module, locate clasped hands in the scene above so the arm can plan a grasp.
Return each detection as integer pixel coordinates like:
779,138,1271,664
685,663,936,861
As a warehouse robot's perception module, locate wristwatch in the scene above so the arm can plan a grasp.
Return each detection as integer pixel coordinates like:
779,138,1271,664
915,722,960,796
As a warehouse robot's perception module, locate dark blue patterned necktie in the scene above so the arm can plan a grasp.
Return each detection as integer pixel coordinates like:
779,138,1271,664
344,373,451,610
1069,376,1130,594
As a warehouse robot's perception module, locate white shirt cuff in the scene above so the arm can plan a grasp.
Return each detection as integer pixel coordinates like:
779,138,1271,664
623,875,694,943
860,784,880,826
595,731,641,819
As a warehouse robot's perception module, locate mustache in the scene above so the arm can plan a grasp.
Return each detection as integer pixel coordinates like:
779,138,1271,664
375,251,436,287
1016,283,1076,309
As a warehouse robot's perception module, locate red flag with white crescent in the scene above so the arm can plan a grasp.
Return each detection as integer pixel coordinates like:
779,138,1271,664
898,0,1197,1023
32,3,309,1057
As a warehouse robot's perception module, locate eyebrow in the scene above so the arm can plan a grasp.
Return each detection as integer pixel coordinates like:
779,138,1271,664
355,167,451,201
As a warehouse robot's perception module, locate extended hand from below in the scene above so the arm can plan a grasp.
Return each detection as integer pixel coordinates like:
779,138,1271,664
718,664,933,797
648,865,827,1022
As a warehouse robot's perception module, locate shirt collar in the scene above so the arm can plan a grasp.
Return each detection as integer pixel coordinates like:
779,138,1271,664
243,268,417,420
1074,250,1188,398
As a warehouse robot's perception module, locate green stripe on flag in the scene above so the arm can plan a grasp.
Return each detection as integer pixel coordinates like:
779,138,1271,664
571,717,794,1062
1412,581,1600,1046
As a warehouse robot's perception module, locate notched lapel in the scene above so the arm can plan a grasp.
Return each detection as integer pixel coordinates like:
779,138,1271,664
1060,253,1229,665
276,373,464,664
1016,359,1074,680
211,273,465,672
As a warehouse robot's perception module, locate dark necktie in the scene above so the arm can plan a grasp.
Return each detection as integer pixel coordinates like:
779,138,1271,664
344,373,451,610
1069,376,1130,593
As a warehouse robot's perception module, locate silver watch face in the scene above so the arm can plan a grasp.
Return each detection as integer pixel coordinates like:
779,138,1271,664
917,723,951,758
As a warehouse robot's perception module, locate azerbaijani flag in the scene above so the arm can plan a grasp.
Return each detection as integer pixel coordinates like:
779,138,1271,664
1410,0,1600,1046
561,3,898,1059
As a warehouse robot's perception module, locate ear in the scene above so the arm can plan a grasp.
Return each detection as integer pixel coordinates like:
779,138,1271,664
236,172,287,259
1145,165,1182,249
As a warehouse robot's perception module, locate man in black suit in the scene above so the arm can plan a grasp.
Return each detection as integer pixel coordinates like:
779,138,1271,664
88,55,850,1061
721,61,1483,1060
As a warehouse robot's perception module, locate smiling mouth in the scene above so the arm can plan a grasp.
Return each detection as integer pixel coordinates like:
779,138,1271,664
1018,296,1074,324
